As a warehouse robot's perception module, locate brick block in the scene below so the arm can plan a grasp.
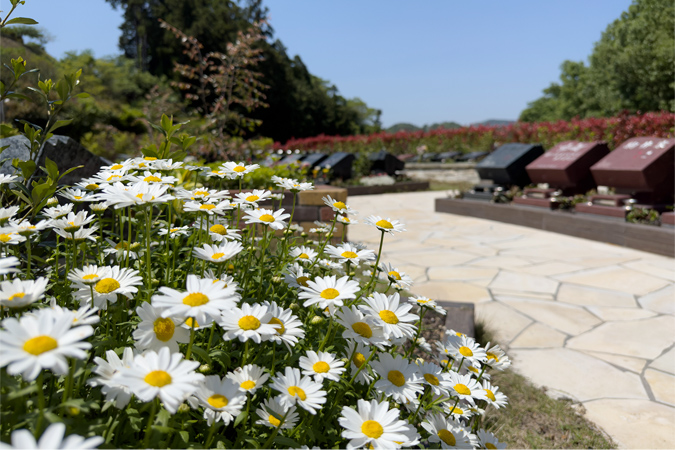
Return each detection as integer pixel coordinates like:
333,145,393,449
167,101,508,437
298,186,347,206
291,206,319,222
320,206,336,221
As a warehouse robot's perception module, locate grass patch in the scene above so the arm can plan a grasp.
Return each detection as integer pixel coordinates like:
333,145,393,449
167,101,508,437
428,180,474,191
474,322,616,449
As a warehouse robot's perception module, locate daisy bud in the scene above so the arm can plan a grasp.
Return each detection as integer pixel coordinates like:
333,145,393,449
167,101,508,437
47,197,58,206
289,302,300,311
151,278,160,287
227,264,235,272
199,364,211,373
301,232,308,238
278,237,286,243
130,242,141,251
272,276,282,284
246,246,255,252
177,403,191,414
310,316,324,325
67,406,80,417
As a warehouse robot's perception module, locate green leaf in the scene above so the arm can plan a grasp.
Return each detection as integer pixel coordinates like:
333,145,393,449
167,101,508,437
190,345,211,363
6,93,31,101
44,157,58,180
74,92,90,98
178,431,189,443
56,164,83,182
47,119,72,134
233,410,248,427
16,159,36,180
160,114,172,132
7,383,37,400
141,146,159,158
167,150,187,162
274,436,301,448
4,17,38,25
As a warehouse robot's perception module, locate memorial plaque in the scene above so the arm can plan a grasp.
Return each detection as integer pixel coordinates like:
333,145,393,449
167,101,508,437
525,141,609,194
475,143,544,187
368,150,404,176
590,137,675,203
421,152,438,162
435,151,462,162
317,152,356,180
277,153,305,166
455,151,489,162
301,152,328,168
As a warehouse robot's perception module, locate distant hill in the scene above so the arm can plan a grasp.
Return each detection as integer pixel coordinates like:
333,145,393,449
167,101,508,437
472,119,515,127
386,121,461,133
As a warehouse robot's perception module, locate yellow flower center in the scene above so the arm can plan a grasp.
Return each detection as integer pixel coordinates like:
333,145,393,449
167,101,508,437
95,278,120,294
379,310,399,324
110,164,124,170
144,370,172,387
238,315,260,330
73,196,83,200
233,166,247,173
388,271,401,280
438,429,456,446
375,219,393,229
115,242,129,250
287,386,306,401
144,157,157,161
85,183,99,190
245,195,259,202
341,251,358,259
298,253,309,259
459,346,474,357
209,224,227,235
312,361,330,373
240,380,256,390
268,414,281,427
296,276,309,287
332,201,346,210
0,234,11,243
183,293,209,307
107,175,121,181
424,373,440,386
194,190,209,196
207,394,229,408
361,420,383,439
469,366,479,374
454,383,471,395
320,288,339,299
211,252,225,260
259,214,275,223
353,352,366,368
449,406,464,415
387,370,405,387
153,318,175,341
8,292,26,301
268,317,285,335
185,318,199,328
486,444,497,449
486,389,496,402
342,217,350,223
170,228,180,233
351,322,372,338
200,204,216,210
487,352,499,362
23,335,57,355
144,176,162,182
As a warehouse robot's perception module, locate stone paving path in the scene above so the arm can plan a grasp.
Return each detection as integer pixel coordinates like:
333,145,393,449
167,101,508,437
346,191,675,449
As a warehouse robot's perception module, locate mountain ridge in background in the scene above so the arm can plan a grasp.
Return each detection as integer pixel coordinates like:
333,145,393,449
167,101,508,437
386,119,514,133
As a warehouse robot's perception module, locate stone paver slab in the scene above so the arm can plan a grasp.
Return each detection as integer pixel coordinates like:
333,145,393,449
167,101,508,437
498,297,601,335
582,398,675,449
490,290,554,300
489,271,559,295
638,285,675,315
556,266,670,296
645,369,675,406
649,347,675,375
471,256,534,269
515,261,586,276
581,350,648,374
510,348,648,402
411,281,491,304
427,266,498,282
622,259,675,282
557,283,636,308
566,316,675,360
387,250,477,267
585,305,657,322
509,323,567,348
474,301,532,345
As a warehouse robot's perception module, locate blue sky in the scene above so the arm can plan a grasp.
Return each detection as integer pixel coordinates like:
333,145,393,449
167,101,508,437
10,0,633,128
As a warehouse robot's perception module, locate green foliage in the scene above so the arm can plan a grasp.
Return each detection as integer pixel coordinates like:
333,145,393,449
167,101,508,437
626,208,661,226
520,0,674,122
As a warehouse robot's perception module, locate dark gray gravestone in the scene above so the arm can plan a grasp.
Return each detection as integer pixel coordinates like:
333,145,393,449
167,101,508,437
368,150,404,176
301,152,328,169
0,135,110,185
475,143,544,187
455,151,489,162
317,152,355,180
435,151,462,162
277,153,305,166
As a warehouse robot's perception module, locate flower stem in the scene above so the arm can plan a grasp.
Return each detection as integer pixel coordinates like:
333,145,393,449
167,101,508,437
34,371,45,438
365,230,385,295
185,319,197,360
143,398,159,448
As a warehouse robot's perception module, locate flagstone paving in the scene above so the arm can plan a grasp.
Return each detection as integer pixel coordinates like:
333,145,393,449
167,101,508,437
347,191,675,449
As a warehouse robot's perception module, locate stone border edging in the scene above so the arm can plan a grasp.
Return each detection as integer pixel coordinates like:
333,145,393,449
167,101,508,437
435,197,675,258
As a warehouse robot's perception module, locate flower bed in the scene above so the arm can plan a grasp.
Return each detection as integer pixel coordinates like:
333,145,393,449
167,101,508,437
0,153,512,449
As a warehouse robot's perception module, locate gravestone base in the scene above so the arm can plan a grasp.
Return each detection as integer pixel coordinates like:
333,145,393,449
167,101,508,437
662,212,675,228
574,203,628,219
512,197,559,210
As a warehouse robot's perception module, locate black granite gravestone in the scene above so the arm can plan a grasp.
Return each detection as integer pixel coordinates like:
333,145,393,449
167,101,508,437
368,150,404,176
455,151,489,162
475,143,544,187
317,152,356,180
277,153,306,166
435,151,462,162
301,152,328,169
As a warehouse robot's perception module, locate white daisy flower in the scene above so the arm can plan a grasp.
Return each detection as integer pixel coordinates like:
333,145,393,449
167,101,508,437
0,277,48,308
445,335,488,365
88,170,131,185
0,231,26,245
221,161,259,177
325,243,375,265
59,187,95,203
0,256,20,276
481,380,508,409
298,275,360,310
128,170,178,185
54,225,98,243
158,226,191,238
133,302,190,353
89,347,135,409
463,361,490,380
232,189,272,208
226,364,269,394
371,353,423,403
101,161,133,172
338,399,412,449
337,215,357,225
322,195,357,215
270,366,326,415
446,402,474,420
343,340,374,385
45,298,100,327
219,303,279,343
299,350,346,383
192,241,244,264
182,200,232,216
380,263,413,289
407,295,446,315
9,219,50,236
50,211,96,234
359,292,418,340
102,240,139,261
290,245,318,263
243,208,290,230
283,262,312,289
421,413,475,449
263,301,305,350
180,316,214,331
0,206,20,226
0,174,19,185
416,361,451,396
75,177,104,191
477,429,507,449
194,375,246,426
0,422,103,449
256,397,299,429
174,187,229,203
41,203,74,220
73,266,142,310
364,215,406,234
201,221,241,242
152,274,239,325
485,342,511,371
0,311,94,380
118,347,204,414
446,372,488,406
149,158,184,171
336,306,389,350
